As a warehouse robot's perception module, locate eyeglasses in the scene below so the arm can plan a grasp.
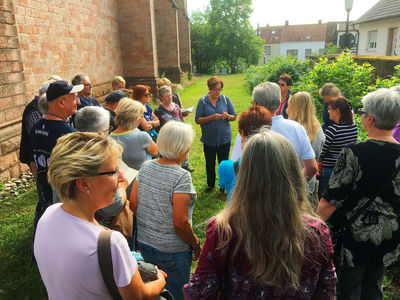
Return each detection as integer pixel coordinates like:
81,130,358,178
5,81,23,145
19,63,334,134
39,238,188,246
357,109,369,116
212,88,222,92
144,93,151,97
95,168,119,177
278,83,286,87
84,83,93,87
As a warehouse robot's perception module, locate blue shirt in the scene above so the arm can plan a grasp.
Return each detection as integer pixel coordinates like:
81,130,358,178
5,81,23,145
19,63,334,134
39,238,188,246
77,94,101,110
195,94,236,147
218,159,240,203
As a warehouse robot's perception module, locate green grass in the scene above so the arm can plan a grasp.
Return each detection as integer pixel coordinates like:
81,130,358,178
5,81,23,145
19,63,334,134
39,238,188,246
1,73,399,299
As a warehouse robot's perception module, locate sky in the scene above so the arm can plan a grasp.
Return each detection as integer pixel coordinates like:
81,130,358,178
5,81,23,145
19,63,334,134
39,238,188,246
187,0,380,28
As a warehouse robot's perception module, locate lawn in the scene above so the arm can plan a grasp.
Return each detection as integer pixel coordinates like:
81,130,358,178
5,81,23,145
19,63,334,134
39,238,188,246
0,73,399,299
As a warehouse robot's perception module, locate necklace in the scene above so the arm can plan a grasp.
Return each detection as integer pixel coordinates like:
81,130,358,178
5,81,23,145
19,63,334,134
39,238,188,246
46,112,65,121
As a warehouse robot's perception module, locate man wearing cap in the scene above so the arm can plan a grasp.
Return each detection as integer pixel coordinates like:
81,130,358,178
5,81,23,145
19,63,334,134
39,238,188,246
30,80,83,230
104,89,128,131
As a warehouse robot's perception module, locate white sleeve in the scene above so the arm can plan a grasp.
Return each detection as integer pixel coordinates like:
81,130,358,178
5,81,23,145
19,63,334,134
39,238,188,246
110,231,137,287
230,133,242,161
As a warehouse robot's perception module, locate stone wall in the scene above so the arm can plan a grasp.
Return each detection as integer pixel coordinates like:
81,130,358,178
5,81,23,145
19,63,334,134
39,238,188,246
0,0,192,181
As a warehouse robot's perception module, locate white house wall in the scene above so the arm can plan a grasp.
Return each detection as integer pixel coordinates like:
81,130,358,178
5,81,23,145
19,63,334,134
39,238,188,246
280,41,326,61
357,17,400,56
259,44,281,64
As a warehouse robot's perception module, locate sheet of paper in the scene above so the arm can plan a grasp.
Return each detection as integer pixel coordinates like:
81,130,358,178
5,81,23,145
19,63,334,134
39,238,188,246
118,159,138,184
183,106,194,113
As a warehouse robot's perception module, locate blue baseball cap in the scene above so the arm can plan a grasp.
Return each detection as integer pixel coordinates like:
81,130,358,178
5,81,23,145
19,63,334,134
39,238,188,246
46,80,83,102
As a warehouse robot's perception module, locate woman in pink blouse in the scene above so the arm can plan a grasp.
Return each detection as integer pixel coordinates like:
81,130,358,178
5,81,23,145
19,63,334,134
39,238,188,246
184,128,337,299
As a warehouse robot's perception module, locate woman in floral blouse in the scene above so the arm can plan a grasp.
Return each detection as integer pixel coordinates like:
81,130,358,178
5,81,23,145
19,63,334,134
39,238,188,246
184,128,337,299
317,87,400,300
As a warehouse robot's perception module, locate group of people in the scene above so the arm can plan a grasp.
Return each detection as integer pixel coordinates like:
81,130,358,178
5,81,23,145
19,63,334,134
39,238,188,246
18,71,400,300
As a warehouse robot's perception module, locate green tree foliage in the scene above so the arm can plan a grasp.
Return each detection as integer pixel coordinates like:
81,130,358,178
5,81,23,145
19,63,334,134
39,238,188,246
190,0,264,74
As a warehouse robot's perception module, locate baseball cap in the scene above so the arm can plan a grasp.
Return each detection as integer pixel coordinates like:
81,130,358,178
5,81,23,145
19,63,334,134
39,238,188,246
46,80,83,102
105,90,128,104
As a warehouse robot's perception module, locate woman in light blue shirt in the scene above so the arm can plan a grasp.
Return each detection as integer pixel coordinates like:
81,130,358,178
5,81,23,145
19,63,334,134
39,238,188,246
195,76,236,193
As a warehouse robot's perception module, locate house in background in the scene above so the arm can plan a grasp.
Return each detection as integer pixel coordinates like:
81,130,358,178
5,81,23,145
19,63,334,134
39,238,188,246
353,0,400,56
280,22,327,61
326,21,359,54
259,25,284,64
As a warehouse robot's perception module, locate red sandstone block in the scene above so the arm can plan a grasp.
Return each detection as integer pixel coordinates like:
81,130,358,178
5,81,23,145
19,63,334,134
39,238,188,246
0,10,15,24
0,136,19,155
0,95,14,110
9,163,21,178
0,0,12,12
4,106,22,121
4,49,20,60
0,23,17,37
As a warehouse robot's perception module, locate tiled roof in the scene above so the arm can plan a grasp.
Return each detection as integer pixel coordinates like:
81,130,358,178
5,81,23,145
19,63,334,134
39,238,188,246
259,26,285,44
354,0,400,24
281,24,327,43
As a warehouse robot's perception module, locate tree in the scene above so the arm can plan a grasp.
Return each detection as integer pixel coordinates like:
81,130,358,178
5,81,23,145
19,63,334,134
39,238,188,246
190,0,263,74
209,0,263,73
190,9,217,74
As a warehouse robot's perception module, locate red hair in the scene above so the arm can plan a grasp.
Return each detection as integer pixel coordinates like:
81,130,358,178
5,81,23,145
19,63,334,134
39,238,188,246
132,85,150,101
239,105,272,137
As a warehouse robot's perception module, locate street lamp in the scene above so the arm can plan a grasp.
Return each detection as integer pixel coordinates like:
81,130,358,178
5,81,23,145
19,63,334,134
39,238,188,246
345,0,353,33
339,0,355,49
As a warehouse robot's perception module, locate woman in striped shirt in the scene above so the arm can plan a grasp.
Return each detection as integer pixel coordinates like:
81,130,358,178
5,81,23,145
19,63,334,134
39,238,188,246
318,97,358,198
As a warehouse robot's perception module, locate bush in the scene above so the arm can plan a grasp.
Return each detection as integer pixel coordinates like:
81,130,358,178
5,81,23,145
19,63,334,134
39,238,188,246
244,55,310,91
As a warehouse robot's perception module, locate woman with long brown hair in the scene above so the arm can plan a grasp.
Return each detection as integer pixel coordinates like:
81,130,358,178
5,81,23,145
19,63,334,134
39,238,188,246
184,128,336,299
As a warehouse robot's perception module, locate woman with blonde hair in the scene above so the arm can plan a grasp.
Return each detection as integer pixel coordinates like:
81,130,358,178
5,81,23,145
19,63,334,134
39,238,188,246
110,98,158,170
287,91,325,204
34,132,166,299
184,129,336,299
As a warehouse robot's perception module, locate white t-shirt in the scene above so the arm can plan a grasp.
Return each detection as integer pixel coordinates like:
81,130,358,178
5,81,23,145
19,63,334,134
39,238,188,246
34,203,137,300
230,116,315,161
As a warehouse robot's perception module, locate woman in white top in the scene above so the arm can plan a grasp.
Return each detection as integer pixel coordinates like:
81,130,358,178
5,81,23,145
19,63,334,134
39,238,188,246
34,132,166,299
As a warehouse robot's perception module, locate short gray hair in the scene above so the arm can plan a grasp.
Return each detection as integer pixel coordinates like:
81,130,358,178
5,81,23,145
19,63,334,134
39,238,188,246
75,106,110,132
38,94,48,114
39,80,56,96
362,87,400,130
158,85,172,97
319,83,340,97
157,121,195,160
72,73,89,85
252,82,281,112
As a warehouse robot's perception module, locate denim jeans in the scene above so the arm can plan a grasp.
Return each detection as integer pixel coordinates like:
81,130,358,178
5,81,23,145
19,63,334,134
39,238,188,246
139,242,192,300
318,166,334,199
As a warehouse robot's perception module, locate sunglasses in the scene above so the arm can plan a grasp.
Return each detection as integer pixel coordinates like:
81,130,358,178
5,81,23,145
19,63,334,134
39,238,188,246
144,93,151,97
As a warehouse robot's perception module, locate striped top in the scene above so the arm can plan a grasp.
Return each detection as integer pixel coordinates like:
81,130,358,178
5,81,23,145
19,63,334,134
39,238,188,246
320,123,358,168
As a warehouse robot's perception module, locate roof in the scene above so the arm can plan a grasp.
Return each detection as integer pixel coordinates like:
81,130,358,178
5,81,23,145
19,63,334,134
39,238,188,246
281,23,327,43
259,26,285,44
354,0,400,24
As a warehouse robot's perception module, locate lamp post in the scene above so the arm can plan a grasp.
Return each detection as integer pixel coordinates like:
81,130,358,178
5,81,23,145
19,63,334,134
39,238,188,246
345,0,353,33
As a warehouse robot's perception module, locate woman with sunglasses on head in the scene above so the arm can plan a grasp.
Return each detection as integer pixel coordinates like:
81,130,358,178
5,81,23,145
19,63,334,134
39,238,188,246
277,73,293,118
111,98,158,171
317,87,400,300
134,85,160,142
195,76,236,193
34,132,166,299
318,96,358,199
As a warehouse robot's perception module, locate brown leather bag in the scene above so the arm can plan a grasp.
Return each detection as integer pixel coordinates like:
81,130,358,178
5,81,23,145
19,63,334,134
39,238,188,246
110,200,133,240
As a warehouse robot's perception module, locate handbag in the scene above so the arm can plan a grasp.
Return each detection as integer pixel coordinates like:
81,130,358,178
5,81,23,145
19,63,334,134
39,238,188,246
110,200,133,240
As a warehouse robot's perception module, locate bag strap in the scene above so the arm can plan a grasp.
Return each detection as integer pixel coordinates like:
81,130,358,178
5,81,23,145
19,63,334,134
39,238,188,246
345,163,400,227
98,230,123,300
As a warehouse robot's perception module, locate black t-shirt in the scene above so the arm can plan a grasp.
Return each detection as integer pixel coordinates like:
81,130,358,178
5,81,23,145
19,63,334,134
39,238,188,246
31,119,76,204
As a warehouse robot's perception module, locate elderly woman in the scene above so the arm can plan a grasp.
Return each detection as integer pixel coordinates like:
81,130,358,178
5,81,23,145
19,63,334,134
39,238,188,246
218,105,272,201
130,121,199,300
317,88,400,300
319,83,341,132
110,98,158,170
287,92,325,206
133,85,160,141
318,96,358,198
195,76,236,192
155,77,185,112
184,129,336,299
34,132,166,299
154,85,184,127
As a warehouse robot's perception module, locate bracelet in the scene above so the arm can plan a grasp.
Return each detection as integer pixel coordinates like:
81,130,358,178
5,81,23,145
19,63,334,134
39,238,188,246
192,240,201,251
